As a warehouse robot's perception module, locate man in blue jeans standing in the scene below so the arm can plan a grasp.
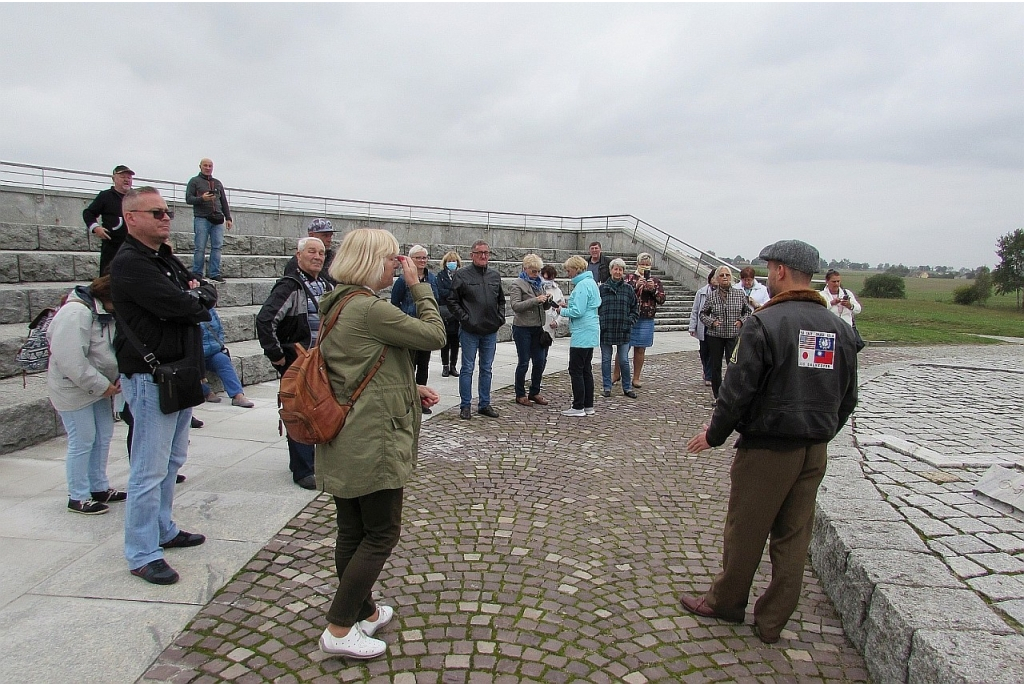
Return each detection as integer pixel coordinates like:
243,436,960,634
185,158,232,282
111,187,218,585
447,240,506,420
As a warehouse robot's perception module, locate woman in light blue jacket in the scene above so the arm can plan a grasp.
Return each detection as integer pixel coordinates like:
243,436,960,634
559,255,601,417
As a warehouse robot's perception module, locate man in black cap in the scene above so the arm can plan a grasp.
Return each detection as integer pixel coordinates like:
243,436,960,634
680,239,858,644
83,165,135,276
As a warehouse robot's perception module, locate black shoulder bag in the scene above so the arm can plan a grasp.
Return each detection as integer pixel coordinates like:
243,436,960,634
117,315,205,414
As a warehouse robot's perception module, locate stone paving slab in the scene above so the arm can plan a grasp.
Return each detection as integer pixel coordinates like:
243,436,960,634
143,352,869,683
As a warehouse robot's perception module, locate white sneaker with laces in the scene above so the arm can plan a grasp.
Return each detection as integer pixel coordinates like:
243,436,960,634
319,623,386,659
358,604,394,637
584,407,596,416
561,408,586,417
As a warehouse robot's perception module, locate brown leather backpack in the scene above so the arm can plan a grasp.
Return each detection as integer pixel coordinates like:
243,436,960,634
277,291,387,444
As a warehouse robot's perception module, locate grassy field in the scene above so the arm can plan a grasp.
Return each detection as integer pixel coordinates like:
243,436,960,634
759,270,1024,345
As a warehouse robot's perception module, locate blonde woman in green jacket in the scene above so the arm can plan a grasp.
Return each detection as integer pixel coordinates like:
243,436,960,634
316,228,447,659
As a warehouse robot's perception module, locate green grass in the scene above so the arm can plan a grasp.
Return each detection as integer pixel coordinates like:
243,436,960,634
746,270,1024,344
828,273,1024,344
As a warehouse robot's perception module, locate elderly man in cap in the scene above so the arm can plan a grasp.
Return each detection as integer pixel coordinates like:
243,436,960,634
83,165,135,276
284,218,338,285
680,239,858,644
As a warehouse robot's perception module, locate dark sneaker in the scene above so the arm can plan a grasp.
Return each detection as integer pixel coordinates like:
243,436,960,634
460,407,472,420
297,475,317,490
190,416,204,429
161,531,206,548
624,390,638,399
477,405,499,418
441,367,450,377
68,498,109,515
91,488,127,503
422,406,432,414
131,559,179,585
175,474,187,484
212,276,227,283
602,390,611,398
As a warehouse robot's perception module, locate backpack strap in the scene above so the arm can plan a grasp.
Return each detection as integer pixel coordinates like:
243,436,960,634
320,291,388,402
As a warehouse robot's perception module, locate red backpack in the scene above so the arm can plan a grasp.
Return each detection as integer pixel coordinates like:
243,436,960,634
277,291,387,444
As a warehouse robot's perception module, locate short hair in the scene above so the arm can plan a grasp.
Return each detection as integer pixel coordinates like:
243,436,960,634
297,236,324,253
637,253,653,265
715,265,733,280
609,258,627,271
565,255,588,272
408,244,428,258
89,275,112,302
825,269,841,281
471,240,489,251
330,228,400,288
523,253,543,271
739,266,756,279
589,241,602,249
122,186,161,211
441,251,462,267
540,265,558,280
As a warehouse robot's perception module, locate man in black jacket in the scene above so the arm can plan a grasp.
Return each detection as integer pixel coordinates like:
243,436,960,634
185,158,232,282
681,239,858,644
283,218,337,286
83,164,134,276
447,240,505,420
257,237,333,489
587,241,613,284
111,187,218,586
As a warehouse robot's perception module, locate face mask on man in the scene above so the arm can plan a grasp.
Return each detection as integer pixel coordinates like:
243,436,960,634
447,262,458,271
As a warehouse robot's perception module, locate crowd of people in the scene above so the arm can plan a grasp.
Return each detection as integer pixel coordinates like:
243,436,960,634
48,162,863,656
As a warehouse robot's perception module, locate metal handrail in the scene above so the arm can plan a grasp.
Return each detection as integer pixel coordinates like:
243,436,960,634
0,159,736,278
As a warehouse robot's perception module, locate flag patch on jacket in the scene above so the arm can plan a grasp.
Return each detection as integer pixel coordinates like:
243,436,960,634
798,330,835,369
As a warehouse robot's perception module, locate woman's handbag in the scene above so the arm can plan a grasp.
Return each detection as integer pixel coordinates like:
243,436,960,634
851,321,866,352
539,330,553,348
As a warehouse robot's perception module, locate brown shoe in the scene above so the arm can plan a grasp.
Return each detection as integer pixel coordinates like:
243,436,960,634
515,397,531,407
679,593,743,624
528,394,549,405
754,624,780,644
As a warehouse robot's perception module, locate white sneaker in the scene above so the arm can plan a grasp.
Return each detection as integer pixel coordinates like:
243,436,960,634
561,408,586,417
358,604,394,637
584,407,596,416
319,623,386,659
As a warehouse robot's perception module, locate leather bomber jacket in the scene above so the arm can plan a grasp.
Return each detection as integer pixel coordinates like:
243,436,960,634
446,264,506,335
705,289,859,450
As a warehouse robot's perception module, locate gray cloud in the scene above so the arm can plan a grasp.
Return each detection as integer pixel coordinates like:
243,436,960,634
1,3,1020,268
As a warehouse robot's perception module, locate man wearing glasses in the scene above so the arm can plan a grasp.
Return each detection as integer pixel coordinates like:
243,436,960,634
83,164,134,276
447,240,506,420
110,187,219,585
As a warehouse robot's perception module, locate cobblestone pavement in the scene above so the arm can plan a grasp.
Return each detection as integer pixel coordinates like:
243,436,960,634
851,344,1024,631
144,351,876,684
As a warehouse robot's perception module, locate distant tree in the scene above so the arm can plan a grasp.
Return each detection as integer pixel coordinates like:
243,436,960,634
993,228,1024,308
953,266,993,306
952,285,979,305
862,273,906,299
886,264,911,277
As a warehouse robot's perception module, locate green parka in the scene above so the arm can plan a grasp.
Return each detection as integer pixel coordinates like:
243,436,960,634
315,282,447,498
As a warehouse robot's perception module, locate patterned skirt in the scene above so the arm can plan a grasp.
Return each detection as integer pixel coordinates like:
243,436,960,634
630,317,655,348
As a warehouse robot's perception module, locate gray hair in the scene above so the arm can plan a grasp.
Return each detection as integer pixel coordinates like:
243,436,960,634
637,252,653,265
610,258,627,271
297,236,325,252
408,244,428,258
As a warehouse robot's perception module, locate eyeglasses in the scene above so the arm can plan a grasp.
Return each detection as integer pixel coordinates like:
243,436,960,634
412,255,428,260
472,251,491,256
129,208,174,220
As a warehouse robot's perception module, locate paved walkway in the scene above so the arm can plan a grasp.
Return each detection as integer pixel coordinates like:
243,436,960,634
4,336,1021,683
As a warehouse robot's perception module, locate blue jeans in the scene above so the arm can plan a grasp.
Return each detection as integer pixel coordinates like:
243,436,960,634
121,373,191,569
192,216,224,278
459,330,496,409
202,351,243,397
512,325,547,398
59,399,114,501
287,437,315,482
601,343,632,391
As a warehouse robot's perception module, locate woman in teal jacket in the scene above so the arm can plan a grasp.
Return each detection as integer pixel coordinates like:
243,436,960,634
559,255,601,417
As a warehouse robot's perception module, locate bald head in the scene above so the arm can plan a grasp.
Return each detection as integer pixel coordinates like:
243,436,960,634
199,158,213,175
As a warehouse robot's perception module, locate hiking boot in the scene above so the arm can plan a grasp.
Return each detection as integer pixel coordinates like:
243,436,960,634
68,498,109,515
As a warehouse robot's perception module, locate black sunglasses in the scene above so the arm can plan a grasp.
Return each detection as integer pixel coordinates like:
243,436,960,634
129,208,175,220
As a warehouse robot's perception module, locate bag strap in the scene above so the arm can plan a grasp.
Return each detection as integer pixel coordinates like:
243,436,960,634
113,313,161,373
319,290,388,403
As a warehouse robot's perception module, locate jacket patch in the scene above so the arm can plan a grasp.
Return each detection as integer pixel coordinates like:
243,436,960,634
799,330,835,369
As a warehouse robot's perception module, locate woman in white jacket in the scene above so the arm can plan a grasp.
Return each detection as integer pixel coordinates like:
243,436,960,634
821,269,862,327
47,275,124,515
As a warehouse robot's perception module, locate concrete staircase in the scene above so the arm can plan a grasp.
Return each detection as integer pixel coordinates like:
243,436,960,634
0,222,694,454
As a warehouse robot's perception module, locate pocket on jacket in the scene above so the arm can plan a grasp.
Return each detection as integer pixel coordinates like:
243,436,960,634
391,406,415,430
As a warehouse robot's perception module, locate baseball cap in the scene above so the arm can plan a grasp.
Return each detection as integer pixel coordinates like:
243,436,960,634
308,218,335,234
757,239,820,275
112,165,134,176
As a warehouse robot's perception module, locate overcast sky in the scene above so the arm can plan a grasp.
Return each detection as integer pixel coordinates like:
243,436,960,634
1,3,1021,269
